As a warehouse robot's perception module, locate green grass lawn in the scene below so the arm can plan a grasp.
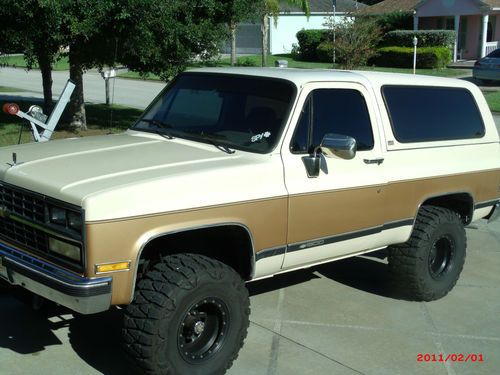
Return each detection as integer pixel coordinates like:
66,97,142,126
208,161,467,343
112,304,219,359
0,100,143,147
0,86,30,93
0,55,69,71
484,91,500,113
118,54,469,80
2,52,469,79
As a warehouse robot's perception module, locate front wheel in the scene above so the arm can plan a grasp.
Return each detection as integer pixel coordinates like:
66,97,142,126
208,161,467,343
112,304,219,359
388,206,466,301
123,254,250,375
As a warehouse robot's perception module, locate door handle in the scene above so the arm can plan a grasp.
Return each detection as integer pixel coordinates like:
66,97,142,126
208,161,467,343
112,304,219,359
363,158,384,165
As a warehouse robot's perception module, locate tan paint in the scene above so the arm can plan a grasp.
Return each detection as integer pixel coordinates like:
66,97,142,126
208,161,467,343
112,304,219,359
4,170,494,306
288,169,500,245
288,185,384,244
85,197,288,304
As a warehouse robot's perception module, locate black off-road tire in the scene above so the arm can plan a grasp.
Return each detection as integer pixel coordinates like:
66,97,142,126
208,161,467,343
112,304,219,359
123,254,250,375
388,206,466,301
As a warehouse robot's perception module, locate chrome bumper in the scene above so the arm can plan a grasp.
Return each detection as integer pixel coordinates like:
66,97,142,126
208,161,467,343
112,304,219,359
0,243,112,314
486,203,500,223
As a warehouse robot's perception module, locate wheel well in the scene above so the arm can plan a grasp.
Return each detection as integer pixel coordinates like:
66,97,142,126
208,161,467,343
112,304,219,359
421,193,473,224
137,225,254,281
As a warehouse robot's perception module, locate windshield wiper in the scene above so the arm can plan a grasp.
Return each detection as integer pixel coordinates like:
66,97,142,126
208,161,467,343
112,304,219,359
185,131,235,154
140,119,175,139
140,118,173,129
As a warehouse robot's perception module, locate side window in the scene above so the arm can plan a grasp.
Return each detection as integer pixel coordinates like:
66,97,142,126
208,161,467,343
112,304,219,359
290,89,374,153
290,97,311,153
383,86,485,143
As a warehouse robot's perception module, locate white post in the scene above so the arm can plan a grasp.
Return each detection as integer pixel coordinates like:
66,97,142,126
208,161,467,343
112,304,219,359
413,36,418,74
453,15,460,62
413,13,419,31
481,14,489,58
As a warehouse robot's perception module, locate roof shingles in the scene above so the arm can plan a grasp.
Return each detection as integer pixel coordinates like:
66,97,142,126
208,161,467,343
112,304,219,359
359,0,500,15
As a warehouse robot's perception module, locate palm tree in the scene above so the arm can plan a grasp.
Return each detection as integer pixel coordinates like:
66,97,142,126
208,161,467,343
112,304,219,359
260,0,310,67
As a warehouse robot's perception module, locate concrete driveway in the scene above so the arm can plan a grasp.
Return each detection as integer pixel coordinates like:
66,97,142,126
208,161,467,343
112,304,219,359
1,218,499,375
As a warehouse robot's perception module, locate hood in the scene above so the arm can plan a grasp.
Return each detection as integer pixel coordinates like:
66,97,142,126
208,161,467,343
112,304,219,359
0,131,286,221
0,132,234,204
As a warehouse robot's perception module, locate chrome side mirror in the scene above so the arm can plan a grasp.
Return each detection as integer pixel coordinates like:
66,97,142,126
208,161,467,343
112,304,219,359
301,134,357,178
319,133,357,160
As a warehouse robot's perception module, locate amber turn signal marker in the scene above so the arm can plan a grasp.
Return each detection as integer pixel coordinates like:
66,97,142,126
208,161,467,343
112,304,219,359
95,261,131,273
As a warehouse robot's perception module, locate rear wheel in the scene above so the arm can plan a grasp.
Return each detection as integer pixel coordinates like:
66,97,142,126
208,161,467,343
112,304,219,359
123,254,250,375
388,206,466,301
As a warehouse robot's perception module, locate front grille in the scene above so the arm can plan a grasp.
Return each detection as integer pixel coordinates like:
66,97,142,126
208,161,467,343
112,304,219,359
0,184,45,223
0,216,49,253
0,182,84,272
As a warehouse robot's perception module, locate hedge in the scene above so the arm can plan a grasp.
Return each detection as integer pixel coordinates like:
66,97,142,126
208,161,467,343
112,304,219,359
380,30,456,48
316,41,334,63
296,29,329,61
370,46,451,69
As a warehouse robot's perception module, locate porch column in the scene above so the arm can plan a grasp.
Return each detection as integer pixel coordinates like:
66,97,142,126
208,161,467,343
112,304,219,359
481,14,489,57
453,15,460,62
413,13,419,30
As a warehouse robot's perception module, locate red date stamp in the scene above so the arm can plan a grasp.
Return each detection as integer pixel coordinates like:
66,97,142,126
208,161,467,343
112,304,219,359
417,353,484,363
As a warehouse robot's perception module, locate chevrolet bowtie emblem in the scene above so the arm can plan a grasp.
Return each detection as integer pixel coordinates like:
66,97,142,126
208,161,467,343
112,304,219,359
7,152,23,167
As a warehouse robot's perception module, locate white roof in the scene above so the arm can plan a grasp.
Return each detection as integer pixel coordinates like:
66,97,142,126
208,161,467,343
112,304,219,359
188,67,475,90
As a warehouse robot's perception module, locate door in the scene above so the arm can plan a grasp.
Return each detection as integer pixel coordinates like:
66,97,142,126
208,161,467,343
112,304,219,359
281,82,387,270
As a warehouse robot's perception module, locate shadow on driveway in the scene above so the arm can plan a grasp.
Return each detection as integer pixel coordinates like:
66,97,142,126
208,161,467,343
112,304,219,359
0,285,136,375
1,253,401,374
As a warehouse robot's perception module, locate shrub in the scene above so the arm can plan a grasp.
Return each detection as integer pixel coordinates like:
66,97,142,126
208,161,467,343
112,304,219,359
380,30,456,48
370,46,452,68
317,41,333,63
373,12,413,33
296,29,328,61
320,18,382,69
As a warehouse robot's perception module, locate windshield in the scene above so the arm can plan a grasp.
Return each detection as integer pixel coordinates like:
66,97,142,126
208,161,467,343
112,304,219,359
132,73,296,153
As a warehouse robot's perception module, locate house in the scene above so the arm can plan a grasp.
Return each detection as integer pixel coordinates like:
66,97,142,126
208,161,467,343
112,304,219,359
224,0,365,55
358,0,500,61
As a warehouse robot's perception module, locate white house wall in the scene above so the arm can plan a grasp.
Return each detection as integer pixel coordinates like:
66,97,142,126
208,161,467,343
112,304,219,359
270,14,345,55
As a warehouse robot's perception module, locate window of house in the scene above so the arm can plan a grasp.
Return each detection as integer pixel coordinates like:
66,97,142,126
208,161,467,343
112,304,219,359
290,89,374,154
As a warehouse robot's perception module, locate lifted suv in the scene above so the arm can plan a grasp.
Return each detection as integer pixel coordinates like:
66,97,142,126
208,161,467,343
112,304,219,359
1,68,499,374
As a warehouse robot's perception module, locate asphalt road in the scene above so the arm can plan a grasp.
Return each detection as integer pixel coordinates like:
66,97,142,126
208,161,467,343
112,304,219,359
0,67,165,109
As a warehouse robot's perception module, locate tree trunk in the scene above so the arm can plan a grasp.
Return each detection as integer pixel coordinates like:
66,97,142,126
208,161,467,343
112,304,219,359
69,47,87,130
38,52,53,114
261,14,269,67
230,21,237,66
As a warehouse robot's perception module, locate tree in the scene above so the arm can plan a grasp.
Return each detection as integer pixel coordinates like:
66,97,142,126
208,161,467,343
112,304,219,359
0,0,64,113
2,1,236,130
224,0,258,66
116,1,232,80
258,0,310,67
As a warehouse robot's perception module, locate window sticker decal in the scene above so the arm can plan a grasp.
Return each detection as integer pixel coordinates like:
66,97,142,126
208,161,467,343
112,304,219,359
251,131,271,143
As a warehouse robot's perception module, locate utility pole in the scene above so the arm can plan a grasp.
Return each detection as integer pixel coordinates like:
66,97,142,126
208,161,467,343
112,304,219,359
332,0,336,65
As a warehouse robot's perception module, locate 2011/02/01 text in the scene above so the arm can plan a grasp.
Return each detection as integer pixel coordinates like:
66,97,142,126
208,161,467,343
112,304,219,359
417,353,484,363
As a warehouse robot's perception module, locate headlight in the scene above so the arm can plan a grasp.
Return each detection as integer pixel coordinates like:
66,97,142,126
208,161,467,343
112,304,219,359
49,237,81,262
48,205,83,233
49,206,67,225
67,211,82,232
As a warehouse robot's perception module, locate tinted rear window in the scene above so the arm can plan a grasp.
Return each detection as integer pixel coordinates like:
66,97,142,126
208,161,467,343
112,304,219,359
383,86,485,143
